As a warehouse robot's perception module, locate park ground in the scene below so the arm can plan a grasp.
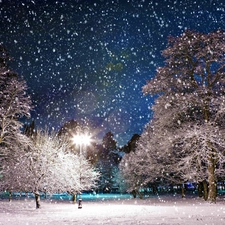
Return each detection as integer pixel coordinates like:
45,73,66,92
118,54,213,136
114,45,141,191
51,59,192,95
0,193,225,224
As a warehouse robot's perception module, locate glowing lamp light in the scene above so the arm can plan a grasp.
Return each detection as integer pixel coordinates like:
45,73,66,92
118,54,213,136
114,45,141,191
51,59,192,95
72,133,92,146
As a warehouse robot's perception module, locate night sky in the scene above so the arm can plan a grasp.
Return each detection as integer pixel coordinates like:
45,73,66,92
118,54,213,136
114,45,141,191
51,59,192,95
1,0,224,145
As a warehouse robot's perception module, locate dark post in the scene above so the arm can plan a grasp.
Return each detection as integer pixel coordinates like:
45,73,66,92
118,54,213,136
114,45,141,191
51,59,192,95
78,198,82,209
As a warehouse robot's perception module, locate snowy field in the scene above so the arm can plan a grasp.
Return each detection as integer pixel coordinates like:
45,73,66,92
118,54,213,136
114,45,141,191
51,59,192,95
1,193,225,225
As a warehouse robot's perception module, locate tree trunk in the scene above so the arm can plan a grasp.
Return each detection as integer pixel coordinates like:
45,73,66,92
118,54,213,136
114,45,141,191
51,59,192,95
72,193,77,203
181,184,185,198
152,185,158,195
131,190,137,198
208,156,217,203
202,180,208,201
138,191,143,199
35,191,41,209
198,181,203,198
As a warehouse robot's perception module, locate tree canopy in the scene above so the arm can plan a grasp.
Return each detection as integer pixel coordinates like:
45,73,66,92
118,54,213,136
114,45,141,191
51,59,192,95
121,30,225,202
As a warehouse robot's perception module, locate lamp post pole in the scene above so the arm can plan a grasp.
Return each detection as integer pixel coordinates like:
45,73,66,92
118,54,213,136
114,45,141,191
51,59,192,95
72,132,91,209
78,142,82,209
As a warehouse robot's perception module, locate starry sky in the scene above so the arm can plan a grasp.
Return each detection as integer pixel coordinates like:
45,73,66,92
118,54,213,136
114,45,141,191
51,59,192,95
1,0,224,145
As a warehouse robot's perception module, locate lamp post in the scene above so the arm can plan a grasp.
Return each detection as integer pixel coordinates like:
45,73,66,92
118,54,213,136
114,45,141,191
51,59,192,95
72,132,91,209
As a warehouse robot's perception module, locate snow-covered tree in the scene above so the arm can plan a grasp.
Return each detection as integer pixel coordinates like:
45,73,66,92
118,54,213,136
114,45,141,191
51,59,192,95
1,129,66,206
174,123,225,199
120,124,170,198
1,129,99,208
95,132,121,193
0,44,31,154
75,154,100,192
0,133,33,201
119,150,145,197
0,44,32,200
142,30,225,202
28,129,99,208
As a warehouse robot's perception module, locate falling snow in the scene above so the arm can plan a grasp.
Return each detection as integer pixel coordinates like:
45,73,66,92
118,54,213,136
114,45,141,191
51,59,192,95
0,0,224,145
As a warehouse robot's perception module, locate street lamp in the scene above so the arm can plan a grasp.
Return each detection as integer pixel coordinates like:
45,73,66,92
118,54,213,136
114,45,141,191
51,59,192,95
72,132,92,209
72,133,92,154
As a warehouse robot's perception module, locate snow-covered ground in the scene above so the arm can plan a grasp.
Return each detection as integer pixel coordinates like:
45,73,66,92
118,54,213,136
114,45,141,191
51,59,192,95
0,193,225,225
